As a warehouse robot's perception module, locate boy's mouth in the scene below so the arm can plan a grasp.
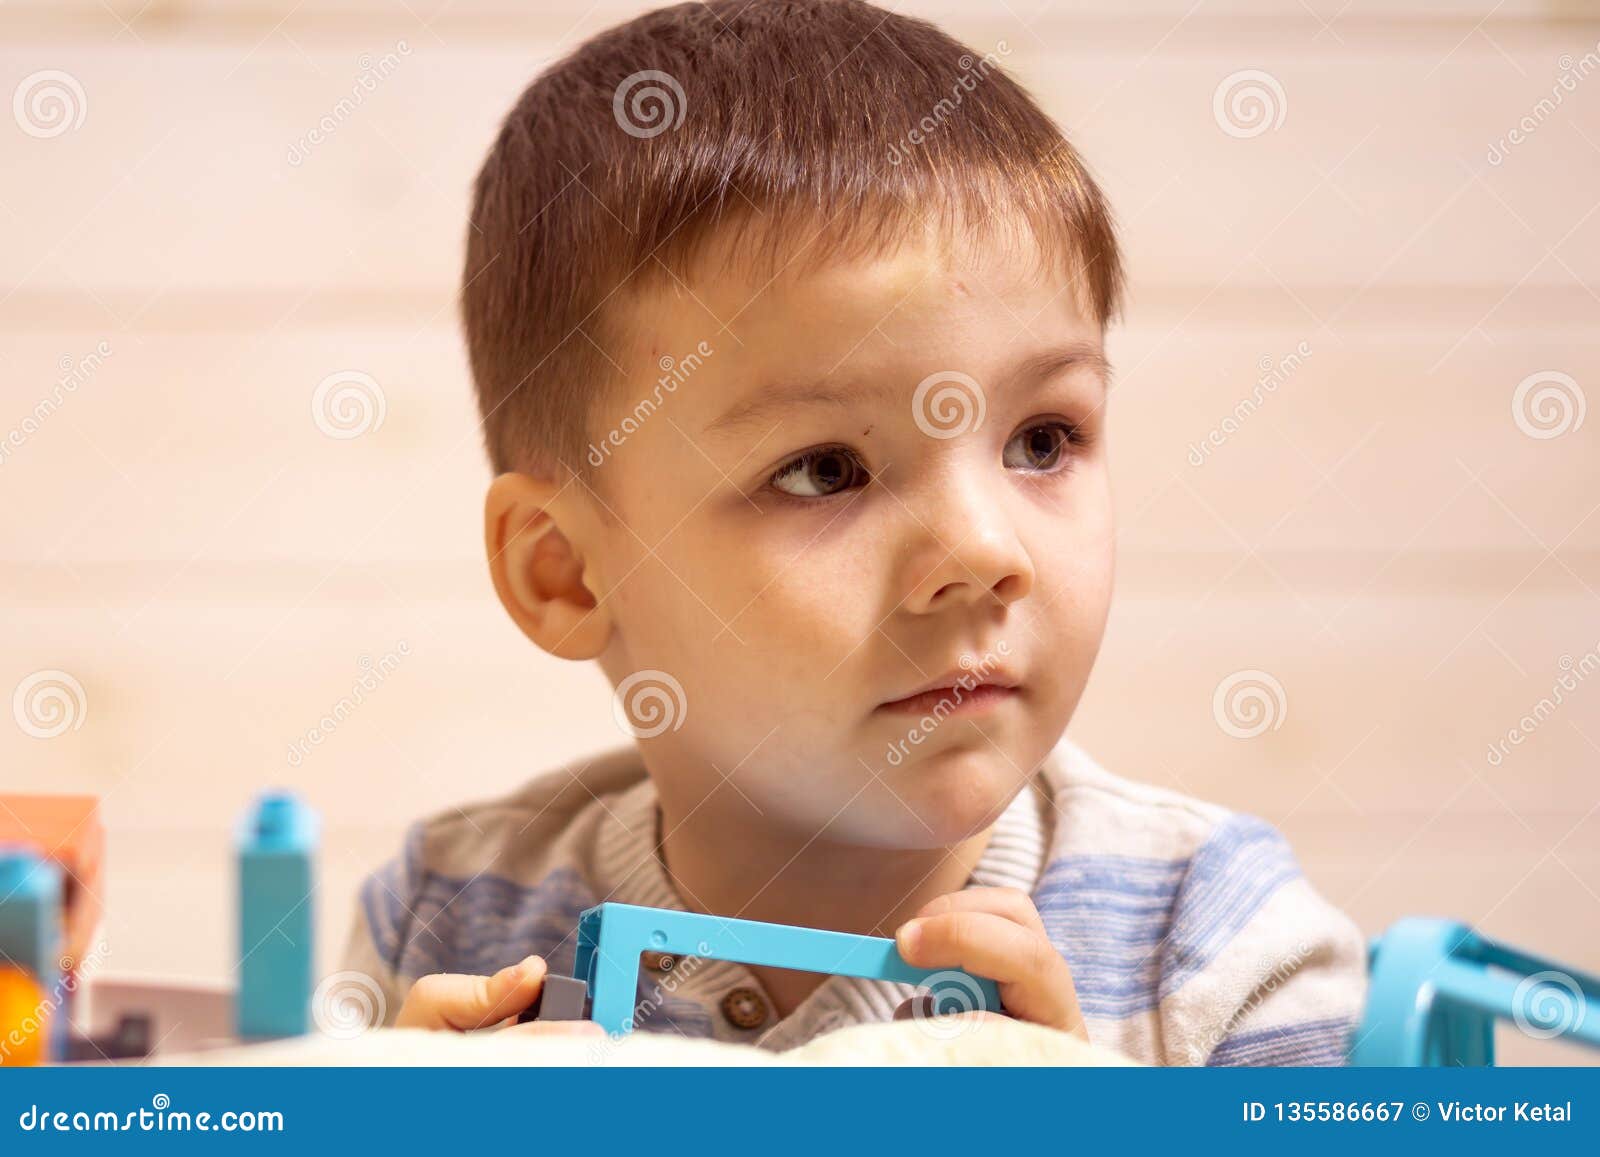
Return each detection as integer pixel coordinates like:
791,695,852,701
876,666,1022,717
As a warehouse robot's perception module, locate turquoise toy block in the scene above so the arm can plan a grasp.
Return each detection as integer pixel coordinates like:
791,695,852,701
571,901,1003,1036
0,847,60,982
235,792,317,1040
0,847,65,1060
1350,917,1600,1066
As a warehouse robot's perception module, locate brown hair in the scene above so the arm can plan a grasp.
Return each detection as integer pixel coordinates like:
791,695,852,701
462,0,1124,478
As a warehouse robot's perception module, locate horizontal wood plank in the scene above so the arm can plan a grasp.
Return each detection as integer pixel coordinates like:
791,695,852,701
0,29,1595,295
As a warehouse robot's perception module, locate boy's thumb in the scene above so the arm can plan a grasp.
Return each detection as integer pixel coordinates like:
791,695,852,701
399,955,547,1030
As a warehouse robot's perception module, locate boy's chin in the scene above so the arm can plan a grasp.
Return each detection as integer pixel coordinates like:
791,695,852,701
831,746,1027,850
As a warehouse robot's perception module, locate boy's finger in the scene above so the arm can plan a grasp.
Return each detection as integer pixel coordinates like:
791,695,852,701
896,909,1082,1031
896,909,1050,984
396,954,548,1030
911,886,1047,937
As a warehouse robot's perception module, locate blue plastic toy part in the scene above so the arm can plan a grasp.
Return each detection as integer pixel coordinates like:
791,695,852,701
570,901,1003,1037
235,791,318,1040
1350,917,1600,1066
0,847,65,1059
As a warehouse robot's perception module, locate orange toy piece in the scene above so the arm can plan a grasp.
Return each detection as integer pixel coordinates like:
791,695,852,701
0,795,104,966
0,966,50,1066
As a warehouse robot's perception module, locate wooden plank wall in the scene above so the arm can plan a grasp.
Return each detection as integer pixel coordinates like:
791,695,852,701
2,0,1597,1063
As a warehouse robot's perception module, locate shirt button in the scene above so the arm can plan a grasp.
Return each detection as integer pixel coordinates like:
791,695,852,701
641,951,676,972
720,986,769,1030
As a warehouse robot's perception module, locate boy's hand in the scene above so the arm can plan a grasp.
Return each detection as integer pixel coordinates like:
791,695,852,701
895,886,1087,1041
394,954,603,1037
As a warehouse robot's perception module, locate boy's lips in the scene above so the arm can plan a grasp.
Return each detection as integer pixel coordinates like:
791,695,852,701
876,665,1023,717
876,683,1019,717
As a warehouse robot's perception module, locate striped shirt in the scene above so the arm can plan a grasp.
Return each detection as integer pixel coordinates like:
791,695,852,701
341,736,1369,1064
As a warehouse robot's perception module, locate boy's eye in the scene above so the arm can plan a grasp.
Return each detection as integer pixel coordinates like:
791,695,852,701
765,424,1078,501
1003,422,1074,472
769,447,866,498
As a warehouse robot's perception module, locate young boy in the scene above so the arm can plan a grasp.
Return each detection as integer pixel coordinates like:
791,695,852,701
341,0,1368,1064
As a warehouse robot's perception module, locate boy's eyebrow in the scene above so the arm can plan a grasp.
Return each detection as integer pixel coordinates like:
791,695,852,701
1011,341,1112,388
703,377,900,439
702,341,1109,441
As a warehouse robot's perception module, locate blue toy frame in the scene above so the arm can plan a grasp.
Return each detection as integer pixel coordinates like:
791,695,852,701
1351,917,1600,1065
571,901,1003,1036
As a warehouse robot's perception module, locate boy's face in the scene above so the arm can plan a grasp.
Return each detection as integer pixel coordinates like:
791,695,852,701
571,224,1114,849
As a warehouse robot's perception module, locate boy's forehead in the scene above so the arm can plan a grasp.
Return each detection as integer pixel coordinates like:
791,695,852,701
626,228,1099,383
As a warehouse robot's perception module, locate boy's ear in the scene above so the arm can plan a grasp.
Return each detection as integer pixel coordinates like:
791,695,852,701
484,472,613,660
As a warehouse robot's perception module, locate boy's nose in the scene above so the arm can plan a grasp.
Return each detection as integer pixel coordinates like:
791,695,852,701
895,482,1034,614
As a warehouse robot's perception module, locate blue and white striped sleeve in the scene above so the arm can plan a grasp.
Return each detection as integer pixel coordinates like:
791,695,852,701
1158,813,1370,1066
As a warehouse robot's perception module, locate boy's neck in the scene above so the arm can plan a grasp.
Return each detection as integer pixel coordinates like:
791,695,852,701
653,793,994,1017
